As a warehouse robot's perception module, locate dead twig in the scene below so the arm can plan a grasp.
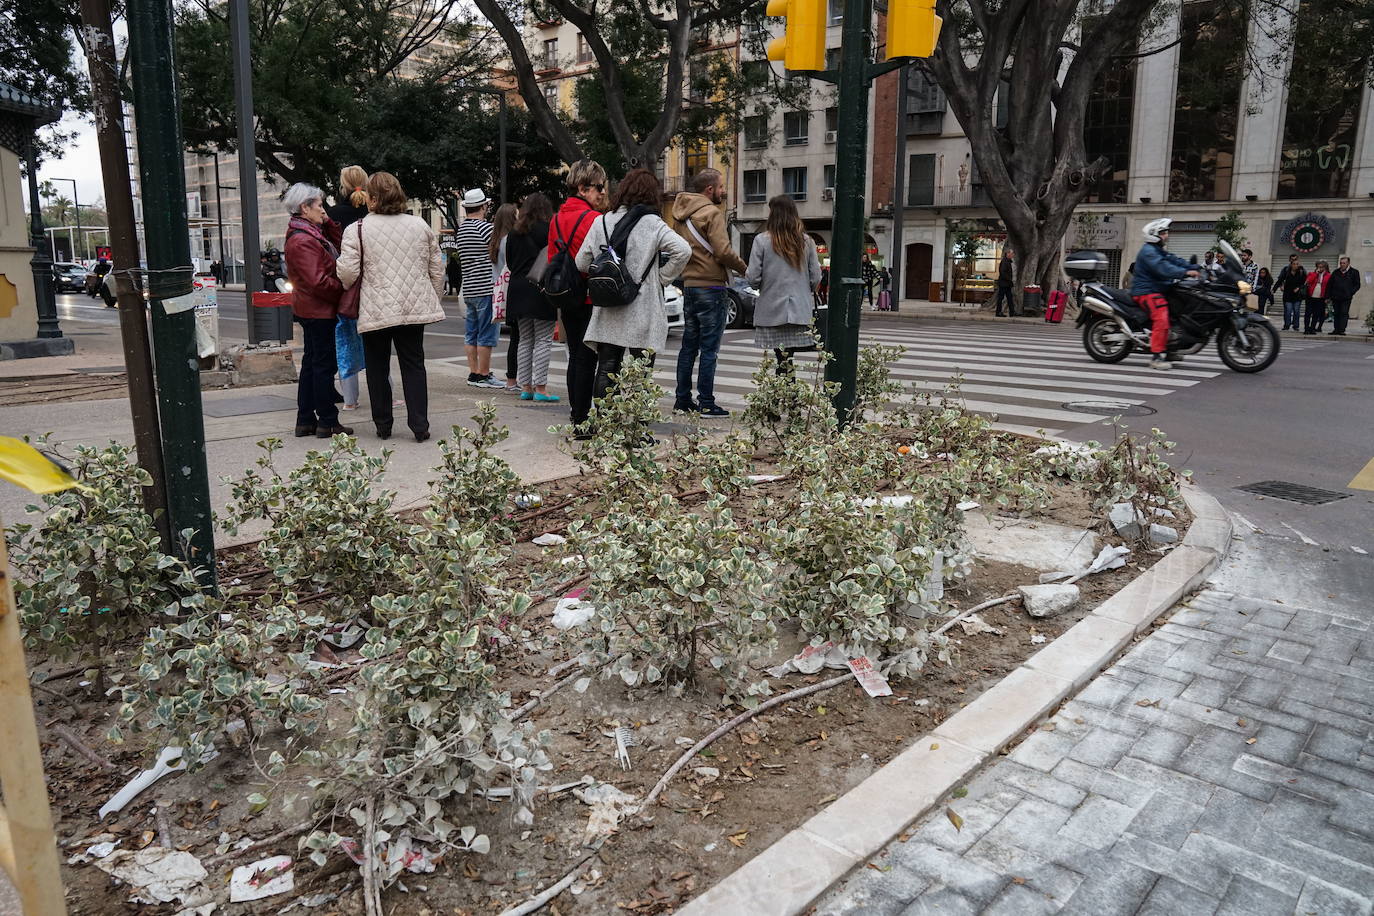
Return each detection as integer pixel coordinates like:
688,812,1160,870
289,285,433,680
49,723,116,771
203,820,313,868
510,672,580,722
363,797,381,916
643,671,857,809
931,593,1020,638
154,802,173,849
498,847,600,916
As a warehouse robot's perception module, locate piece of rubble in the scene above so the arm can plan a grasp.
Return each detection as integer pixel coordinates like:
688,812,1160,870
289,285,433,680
1109,503,1144,541
964,515,1098,572
1148,524,1179,545
1017,584,1081,619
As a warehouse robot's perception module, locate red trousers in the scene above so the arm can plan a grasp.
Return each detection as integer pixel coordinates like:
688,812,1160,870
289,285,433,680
1133,293,1170,355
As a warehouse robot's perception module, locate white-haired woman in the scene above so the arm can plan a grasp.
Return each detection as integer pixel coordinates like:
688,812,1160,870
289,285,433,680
283,182,353,438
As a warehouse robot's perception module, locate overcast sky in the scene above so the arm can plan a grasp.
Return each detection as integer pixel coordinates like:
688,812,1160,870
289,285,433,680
37,116,106,212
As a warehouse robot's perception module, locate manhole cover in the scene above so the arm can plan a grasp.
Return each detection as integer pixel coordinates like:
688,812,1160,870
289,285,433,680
202,394,299,417
1235,481,1351,506
1061,400,1158,417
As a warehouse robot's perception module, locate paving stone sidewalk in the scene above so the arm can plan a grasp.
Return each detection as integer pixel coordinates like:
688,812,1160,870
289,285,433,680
818,532,1374,915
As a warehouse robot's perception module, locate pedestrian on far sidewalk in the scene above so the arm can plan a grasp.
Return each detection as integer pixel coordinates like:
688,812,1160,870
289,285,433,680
671,168,748,417
1328,255,1360,336
337,171,445,442
995,247,1016,316
577,169,691,406
457,188,504,389
746,195,822,375
1304,260,1332,334
506,192,559,402
326,165,369,411
1276,254,1306,330
445,252,461,296
549,159,609,434
282,181,353,439
488,202,520,392
1255,267,1274,316
861,253,878,308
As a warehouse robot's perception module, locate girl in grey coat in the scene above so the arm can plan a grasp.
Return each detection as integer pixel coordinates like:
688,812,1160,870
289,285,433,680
746,195,823,373
575,169,691,402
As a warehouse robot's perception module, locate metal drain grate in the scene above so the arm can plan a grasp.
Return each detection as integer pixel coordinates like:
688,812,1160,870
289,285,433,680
1235,480,1350,506
1061,400,1158,417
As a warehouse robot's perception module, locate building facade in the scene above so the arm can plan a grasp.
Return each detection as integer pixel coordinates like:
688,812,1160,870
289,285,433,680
862,0,1374,323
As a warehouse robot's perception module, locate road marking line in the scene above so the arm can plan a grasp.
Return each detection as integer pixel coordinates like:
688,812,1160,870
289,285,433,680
1348,457,1374,491
1280,522,1320,546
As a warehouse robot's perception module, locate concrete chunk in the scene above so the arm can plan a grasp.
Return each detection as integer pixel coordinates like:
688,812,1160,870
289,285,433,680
1018,583,1081,618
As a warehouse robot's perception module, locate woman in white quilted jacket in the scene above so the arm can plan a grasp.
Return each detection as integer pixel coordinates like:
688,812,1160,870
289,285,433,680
337,171,446,442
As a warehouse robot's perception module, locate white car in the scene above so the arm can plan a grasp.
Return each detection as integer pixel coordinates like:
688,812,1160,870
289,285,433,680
665,283,684,330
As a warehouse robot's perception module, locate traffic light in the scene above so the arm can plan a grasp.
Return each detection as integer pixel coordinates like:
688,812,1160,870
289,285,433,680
765,0,826,72
886,0,942,59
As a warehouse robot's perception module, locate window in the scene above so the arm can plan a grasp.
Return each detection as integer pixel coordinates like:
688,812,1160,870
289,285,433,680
824,163,836,190
576,34,593,64
827,0,843,25
1169,0,1242,201
825,46,842,70
743,60,771,91
744,169,768,203
783,166,808,201
825,107,838,134
744,115,768,149
784,110,809,146
1279,0,1361,199
905,68,946,135
907,154,935,206
684,144,709,181
1083,57,1135,203
543,82,559,106
542,38,558,69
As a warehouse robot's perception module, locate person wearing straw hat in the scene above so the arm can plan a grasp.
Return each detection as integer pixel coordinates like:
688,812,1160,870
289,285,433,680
457,187,505,388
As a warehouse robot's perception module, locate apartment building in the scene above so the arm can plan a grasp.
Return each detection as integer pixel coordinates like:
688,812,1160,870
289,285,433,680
867,0,1374,322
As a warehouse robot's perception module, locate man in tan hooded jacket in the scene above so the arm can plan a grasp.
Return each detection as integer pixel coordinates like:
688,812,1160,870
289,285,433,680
671,169,748,417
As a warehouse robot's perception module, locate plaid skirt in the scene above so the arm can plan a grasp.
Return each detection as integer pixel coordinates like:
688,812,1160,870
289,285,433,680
753,323,813,350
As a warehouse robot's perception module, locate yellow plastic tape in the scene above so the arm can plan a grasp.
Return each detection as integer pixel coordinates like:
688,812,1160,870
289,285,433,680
0,437,86,495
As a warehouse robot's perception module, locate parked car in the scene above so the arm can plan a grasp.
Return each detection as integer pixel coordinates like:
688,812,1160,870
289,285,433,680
726,278,758,328
51,262,87,293
665,283,683,330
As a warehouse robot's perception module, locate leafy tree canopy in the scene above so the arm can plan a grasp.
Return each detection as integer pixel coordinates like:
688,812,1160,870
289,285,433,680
0,0,89,162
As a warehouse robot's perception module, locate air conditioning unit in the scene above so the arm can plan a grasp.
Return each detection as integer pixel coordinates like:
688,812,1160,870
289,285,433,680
822,187,835,201
825,130,837,143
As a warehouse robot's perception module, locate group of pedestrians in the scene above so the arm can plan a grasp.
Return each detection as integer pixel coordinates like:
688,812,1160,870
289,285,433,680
1274,253,1361,335
281,158,828,443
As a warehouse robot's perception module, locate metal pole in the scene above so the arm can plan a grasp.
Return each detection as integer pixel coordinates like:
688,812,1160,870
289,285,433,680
824,0,875,421
25,144,61,339
80,0,171,543
230,0,264,341
214,153,226,274
52,178,83,262
890,63,909,304
128,0,217,583
499,92,508,204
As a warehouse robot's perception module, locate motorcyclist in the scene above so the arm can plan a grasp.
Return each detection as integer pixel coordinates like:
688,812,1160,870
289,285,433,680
1130,218,1200,371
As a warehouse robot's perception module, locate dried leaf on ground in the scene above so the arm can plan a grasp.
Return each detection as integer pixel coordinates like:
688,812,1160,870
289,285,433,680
946,808,964,832
727,831,748,848
1135,698,1161,708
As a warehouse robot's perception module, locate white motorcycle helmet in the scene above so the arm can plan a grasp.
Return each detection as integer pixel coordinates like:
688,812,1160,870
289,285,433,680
1142,218,1173,243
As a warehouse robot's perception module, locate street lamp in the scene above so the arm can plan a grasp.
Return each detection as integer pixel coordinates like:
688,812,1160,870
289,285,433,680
50,176,85,262
213,152,236,282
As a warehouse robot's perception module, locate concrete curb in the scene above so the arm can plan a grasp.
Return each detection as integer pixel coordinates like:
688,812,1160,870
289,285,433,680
679,481,1233,916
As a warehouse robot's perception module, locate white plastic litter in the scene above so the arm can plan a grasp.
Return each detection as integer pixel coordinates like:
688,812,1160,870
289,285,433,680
1353,546,1369,555
766,641,850,677
574,784,639,844
553,596,596,629
1030,633,1048,644
1041,545,1131,584
956,500,981,512
67,835,120,865
1033,442,1102,475
99,745,217,820
859,494,914,508
746,474,784,483
321,623,365,649
532,533,567,546
956,613,1002,636
94,848,213,908
229,855,294,902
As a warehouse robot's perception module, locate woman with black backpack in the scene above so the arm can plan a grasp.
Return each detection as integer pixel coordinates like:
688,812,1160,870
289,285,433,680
574,169,691,407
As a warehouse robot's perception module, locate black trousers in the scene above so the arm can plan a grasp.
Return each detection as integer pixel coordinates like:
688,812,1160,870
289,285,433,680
1331,297,1352,334
1304,298,1327,333
505,318,520,380
593,344,654,403
995,285,1016,315
362,323,428,435
296,317,339,428
562,305,596,426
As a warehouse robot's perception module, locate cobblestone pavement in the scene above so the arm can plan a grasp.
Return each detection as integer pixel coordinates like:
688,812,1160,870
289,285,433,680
818,531,1374,915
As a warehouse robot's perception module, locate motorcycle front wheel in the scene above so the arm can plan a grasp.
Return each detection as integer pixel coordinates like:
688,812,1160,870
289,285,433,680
1217,321,1280,373
1082,318,1134,363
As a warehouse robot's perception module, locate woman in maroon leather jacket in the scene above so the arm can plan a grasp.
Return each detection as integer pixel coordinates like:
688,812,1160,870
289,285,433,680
283,182,353,438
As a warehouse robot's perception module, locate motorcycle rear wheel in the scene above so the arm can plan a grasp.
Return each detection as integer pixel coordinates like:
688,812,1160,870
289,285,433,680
1217,322,1280,373
1083,318,1134,363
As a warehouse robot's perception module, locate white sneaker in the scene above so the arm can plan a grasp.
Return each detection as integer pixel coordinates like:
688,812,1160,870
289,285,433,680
1150,356,1172,371
477,375,505,389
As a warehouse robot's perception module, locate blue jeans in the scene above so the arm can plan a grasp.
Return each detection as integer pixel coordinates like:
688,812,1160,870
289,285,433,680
1283,298,1302,329
464,296,498,347
675,287,728,407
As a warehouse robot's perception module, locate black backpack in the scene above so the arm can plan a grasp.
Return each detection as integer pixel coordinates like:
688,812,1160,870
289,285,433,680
587,207,655,309
541,210,591,308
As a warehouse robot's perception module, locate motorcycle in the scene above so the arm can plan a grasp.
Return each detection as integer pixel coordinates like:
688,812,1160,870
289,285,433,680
1067,239,1280,373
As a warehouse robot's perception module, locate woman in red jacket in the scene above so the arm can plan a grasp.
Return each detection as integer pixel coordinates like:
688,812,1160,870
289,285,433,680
283,182,353,438
1303,259,1332,335
547,159,608,434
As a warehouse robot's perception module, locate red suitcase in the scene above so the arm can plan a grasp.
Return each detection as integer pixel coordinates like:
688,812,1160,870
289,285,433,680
1044,289,1067,323
877,290,893,311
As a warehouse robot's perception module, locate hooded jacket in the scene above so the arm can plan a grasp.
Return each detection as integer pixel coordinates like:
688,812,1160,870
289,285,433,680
670,192,747,287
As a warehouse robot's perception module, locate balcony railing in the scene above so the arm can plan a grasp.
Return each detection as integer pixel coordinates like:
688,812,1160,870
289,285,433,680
907,186,992,208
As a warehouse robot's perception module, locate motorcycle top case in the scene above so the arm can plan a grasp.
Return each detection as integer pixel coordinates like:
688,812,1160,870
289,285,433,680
1044,289,1067,323
1064,250,1108,279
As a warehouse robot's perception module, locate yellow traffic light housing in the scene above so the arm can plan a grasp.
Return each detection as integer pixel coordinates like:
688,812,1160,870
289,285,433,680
886,0,942,59
765,0,827,72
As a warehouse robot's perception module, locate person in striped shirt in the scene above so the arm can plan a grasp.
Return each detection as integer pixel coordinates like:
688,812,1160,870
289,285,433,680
457,188,504,388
